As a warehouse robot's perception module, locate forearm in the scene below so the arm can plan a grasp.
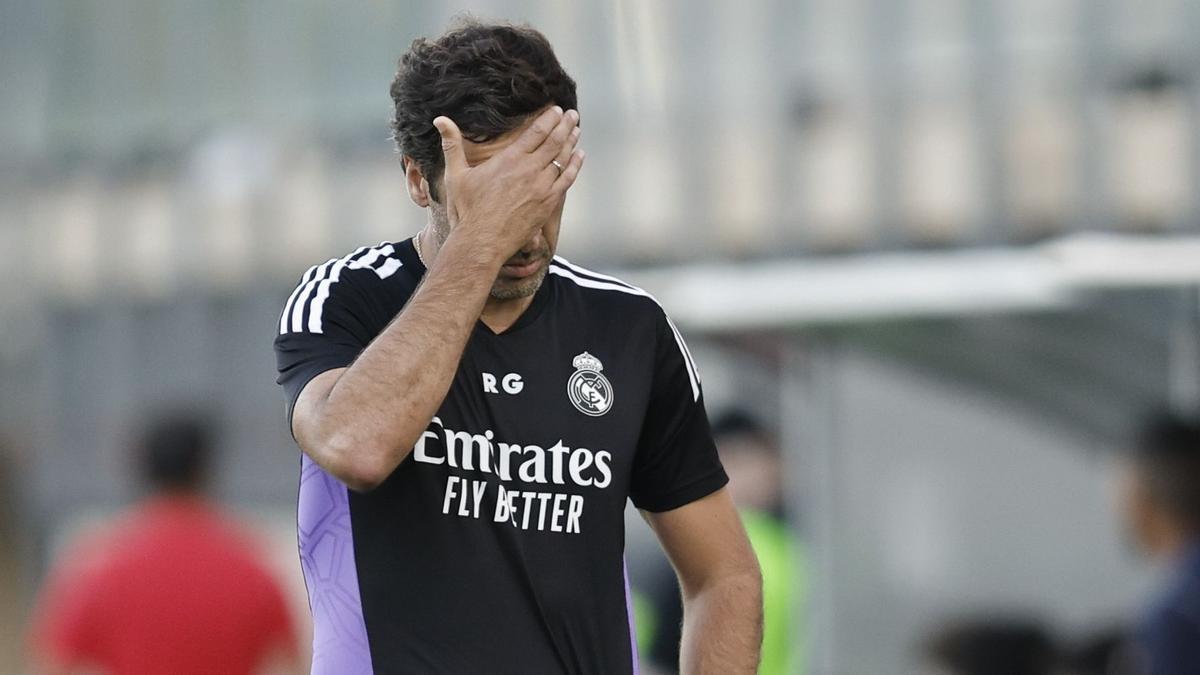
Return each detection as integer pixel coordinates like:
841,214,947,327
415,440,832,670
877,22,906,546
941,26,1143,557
679,570,763,675
294,107,582,490
309,231,500,486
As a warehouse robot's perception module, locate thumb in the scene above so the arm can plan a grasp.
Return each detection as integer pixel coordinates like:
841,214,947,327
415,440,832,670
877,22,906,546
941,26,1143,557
432,116,468,178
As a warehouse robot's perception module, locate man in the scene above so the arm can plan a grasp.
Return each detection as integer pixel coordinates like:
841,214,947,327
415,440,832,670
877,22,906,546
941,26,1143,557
1115,413,1200,674
27,413,298,675
274,19,762,675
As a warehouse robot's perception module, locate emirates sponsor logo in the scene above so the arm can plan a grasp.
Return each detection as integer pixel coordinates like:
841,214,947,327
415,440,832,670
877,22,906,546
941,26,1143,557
412,417,613,535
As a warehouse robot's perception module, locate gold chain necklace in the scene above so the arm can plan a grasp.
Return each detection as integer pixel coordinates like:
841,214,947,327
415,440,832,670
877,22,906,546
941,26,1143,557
413,231,427,266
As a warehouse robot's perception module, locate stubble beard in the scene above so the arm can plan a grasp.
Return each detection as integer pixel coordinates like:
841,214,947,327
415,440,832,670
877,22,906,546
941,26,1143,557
429,200,549,301
490,264,548,300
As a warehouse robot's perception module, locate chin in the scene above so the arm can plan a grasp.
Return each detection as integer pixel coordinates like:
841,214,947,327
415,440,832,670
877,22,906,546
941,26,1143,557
490,267,548,300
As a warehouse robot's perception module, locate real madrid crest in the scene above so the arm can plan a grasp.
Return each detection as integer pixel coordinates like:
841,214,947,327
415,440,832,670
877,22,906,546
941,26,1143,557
567,351,614,417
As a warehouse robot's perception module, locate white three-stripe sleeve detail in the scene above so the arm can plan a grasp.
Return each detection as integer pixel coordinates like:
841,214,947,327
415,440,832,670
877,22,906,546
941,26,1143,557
307,244,392,334
548,265,701,401
289,259,335,334
305,245,373,334
280,264,320,335
307,260,352,334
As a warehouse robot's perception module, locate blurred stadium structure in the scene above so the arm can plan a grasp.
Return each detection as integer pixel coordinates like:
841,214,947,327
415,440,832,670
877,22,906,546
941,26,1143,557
3,1,1200,673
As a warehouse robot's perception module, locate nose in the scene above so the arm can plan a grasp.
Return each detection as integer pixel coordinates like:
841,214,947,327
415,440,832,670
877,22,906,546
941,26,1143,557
521,231,547,255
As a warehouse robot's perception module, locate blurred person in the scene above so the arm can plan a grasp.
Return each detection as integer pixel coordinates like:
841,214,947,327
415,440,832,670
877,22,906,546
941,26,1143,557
919,618,1057,675
26,413,298,675
1115,413,1200,674
273,18,761,675
643,409,804,674
1060,628,1139,675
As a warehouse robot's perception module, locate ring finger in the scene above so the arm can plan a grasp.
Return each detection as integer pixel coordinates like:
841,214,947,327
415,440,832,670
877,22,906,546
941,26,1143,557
545,126,581,183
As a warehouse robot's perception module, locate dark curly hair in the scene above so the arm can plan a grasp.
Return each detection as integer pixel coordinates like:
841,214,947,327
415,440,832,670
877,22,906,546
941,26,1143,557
390,18,578,202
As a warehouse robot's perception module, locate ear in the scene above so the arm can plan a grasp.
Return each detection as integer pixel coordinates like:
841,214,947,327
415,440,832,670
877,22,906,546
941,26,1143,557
403,157,434,208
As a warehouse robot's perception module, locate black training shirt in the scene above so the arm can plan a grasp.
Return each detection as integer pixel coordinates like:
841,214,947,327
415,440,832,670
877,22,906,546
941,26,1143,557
274,238,727,674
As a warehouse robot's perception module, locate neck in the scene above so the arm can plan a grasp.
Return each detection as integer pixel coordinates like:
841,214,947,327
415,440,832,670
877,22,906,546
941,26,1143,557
150,487,205,503
417,227,536,333
480,296,535,333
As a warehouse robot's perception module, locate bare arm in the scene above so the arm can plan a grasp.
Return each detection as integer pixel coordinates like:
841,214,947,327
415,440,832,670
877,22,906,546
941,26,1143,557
291,234,502,491
644,488,763,675
292,106,584,491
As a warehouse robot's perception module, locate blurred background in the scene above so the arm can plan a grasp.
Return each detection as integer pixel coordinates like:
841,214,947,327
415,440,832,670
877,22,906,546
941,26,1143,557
3,0,1200,673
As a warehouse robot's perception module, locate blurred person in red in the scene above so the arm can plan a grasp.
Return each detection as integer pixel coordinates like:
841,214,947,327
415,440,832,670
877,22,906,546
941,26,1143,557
26,413,299,675
1115,413,1200,674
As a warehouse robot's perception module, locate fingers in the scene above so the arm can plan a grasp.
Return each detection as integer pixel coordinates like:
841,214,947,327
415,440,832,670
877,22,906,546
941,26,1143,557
432,116,468,179
556,126,581,170
550,148,586,194
514,106,565,154
532,109,579,165
540,125,581,186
